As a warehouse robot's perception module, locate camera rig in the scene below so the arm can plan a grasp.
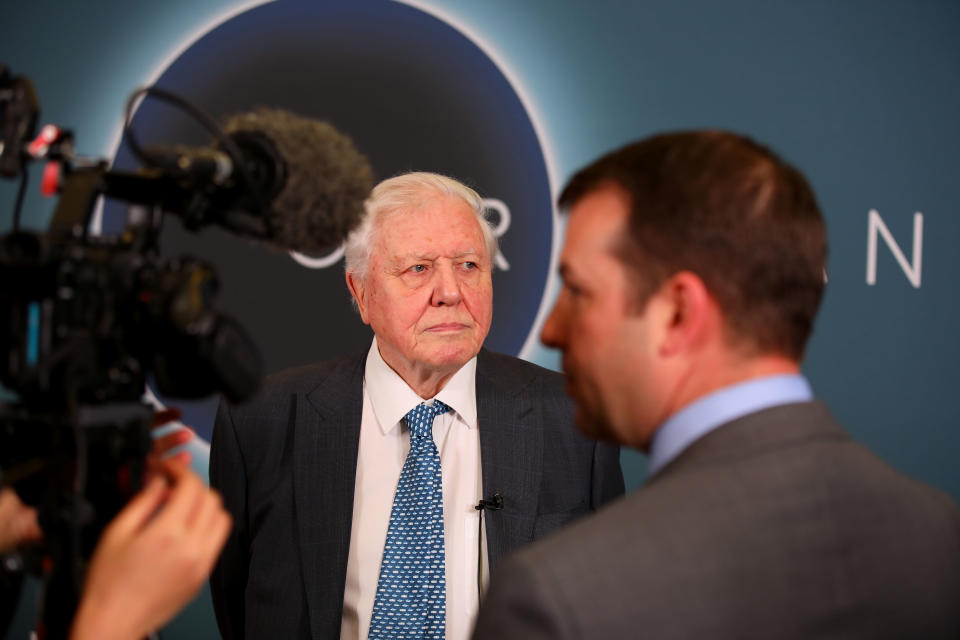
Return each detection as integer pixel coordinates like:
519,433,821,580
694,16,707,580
0,64,265,638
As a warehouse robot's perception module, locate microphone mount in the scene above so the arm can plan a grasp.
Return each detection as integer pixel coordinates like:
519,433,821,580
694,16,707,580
475,492,504,511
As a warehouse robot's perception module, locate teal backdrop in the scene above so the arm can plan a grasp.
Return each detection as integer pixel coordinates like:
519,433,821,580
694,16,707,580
2,1,959,637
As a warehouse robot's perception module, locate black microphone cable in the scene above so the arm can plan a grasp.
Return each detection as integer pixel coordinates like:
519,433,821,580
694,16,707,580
474,493,502,605
121,86,269,222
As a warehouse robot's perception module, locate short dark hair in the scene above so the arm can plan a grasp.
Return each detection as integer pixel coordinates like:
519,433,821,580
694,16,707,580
559,130,826,360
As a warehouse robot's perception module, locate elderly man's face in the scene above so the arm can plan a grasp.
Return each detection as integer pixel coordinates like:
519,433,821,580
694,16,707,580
350,194,493,390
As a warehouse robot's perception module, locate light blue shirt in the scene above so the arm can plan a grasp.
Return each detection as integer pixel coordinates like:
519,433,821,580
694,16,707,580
647,374,813,478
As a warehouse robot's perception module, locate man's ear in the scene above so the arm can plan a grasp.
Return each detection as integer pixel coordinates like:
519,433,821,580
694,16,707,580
345,271,370,324
656,271,718,357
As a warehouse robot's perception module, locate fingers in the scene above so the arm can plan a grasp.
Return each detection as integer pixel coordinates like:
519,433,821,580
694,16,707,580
153,428,193,449
148,417,195,475
165,450,192,466
15,504,42,542
182,489,232,583
70,461,231,640
151,407,182,427
151,428,194,464
156,458,189,483
139,464,232,586
103,475,168,541
151,461,207,530
156,460,229,542
0,488,43,552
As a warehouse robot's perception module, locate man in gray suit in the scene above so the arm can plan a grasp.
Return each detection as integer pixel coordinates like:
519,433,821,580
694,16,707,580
210,172,623,640
474,131,960,639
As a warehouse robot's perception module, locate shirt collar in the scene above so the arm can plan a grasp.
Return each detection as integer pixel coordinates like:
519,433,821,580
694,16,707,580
647,373,813,478
364,336,478,435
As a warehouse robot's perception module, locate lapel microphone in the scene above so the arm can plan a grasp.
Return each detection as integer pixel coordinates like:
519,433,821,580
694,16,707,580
475,492,504,512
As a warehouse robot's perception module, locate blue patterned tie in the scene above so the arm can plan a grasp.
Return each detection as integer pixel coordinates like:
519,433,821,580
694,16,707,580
369,401,450,639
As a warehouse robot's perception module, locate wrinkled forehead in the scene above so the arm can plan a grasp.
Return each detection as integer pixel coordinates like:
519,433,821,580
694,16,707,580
373,196,488,257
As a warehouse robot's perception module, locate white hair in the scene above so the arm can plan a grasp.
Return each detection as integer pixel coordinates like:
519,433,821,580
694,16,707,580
343,172,498,282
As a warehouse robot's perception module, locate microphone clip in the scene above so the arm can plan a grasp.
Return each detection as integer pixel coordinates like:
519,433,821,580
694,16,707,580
475,492,503,512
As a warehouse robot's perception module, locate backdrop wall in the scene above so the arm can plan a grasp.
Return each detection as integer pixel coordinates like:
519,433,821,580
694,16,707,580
2,1,958,637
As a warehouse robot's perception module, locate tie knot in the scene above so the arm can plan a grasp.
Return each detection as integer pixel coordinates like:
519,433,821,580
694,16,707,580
403,401,450,439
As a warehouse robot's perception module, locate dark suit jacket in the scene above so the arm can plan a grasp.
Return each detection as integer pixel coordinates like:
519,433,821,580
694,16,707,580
474,401,960,640
210,349,623,639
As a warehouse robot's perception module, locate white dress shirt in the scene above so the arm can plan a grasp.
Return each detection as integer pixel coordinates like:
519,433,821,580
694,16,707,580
340,338,488,640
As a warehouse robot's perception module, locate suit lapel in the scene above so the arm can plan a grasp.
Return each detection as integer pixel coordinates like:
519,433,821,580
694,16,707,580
293,355,365,640
476,350,543,571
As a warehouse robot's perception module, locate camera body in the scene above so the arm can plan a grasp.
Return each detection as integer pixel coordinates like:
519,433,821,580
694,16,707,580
0,227,260,413
0,65,264,637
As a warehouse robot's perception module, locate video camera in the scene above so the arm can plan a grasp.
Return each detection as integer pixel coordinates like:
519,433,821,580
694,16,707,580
0,63,371,637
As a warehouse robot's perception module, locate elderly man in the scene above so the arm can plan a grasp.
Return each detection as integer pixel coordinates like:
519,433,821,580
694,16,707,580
473,132,960,639
210,172,623,640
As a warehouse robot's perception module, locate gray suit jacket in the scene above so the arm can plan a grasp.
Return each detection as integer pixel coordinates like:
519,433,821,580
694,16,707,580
474,401,960,639
210,349,623,639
